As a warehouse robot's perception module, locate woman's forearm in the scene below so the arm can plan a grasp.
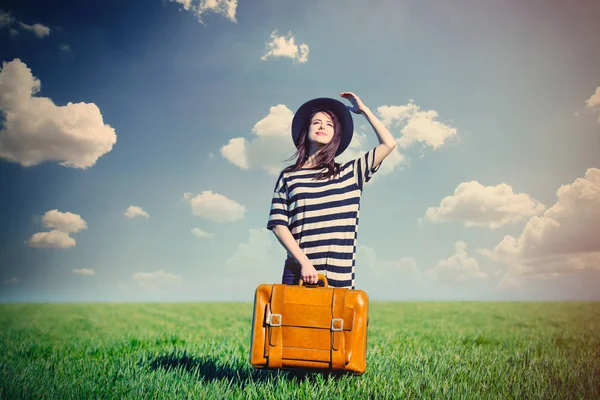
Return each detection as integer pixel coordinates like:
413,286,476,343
272,225,312,266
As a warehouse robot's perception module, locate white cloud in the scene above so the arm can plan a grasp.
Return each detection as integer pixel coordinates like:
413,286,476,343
375,147,406,176
27,229,76,249
73,268,96,275
584,86,600,122
221,104,295,175
585,86,600,108
18,22,50,38
497,272,522,291
379,257,421,277
191,227,214,238
26,210,87,249
219,228,283,289
356,245,421,278
40,210,88,233
261,30,309,63
222,100,446,178
124,206,150,219
427,241,486,283
480,168,600,287
132,269,183,291
378,100,457,149
221,137,248,169
0,10,15,28
60,44,71,52
335,131,407,177
169,0,238,24
354,245,423,296
335,132,369,165
4,277,18,284
425,181,546,229
185,190,246,222
226,228,274,265
171,0,193,10
0,59,117,168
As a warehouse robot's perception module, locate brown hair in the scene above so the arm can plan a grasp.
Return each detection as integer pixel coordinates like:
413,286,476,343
283,108,342,180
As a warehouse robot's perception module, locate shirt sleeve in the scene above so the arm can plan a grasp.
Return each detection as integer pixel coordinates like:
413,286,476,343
266,172,289,230
353,147,381,190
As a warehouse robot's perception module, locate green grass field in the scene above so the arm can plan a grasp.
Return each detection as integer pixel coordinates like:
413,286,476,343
1,301,599,399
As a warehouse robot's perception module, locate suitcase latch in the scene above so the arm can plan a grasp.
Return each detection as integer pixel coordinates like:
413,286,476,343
331,318,344,331
268,313,282,327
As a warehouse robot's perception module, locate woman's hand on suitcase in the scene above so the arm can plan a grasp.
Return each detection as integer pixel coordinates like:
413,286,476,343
300,263,319,285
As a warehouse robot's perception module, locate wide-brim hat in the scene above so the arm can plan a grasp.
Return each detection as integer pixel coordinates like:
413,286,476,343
291,97,354,157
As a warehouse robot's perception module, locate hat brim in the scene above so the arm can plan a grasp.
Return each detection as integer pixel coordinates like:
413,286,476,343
291,97,354,157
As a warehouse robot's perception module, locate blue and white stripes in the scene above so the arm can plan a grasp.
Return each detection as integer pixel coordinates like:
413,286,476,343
267,147,380,288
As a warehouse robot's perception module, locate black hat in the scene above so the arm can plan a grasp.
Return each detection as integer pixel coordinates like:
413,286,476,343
291,97,354,157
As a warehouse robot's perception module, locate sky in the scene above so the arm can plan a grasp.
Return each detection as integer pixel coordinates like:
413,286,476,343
0,0,599,302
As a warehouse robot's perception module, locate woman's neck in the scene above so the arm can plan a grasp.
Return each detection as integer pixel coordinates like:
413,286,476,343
303,146,324,167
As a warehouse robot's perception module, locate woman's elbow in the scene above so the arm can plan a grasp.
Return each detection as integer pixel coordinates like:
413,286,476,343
272,225,288,236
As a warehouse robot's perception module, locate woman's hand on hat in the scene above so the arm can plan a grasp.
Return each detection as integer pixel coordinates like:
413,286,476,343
340,92,366,114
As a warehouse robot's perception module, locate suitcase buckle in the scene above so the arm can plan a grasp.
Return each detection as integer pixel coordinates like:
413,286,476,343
268,313,282,327
331,318,344,331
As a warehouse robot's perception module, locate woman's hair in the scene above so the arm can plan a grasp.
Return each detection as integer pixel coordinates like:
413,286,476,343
283,108,342,180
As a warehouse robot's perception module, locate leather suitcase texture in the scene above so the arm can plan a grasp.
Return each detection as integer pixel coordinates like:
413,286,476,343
249,274,369,375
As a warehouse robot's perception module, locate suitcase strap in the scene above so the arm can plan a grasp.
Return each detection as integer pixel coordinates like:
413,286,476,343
331,288,346,369
267,285,284,369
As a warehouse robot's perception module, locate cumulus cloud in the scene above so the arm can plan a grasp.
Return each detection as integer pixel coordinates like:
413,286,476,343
124,206,150,219
60,44,71,52
221,104,295,175
221,137,249,169
584,86,600,123
0,59,117,168
479,168,600,288
132,269,183,291
18,22,50,37
424,181,546,229
427,241,486,283
27,210,87,249
27,229,76,249
72,268,96,275
378,100,457,149
169,0,238,24
185,190,246,222
191,227,214,238
261,30,309,63
586,87,600,107
40,209,87,233
222,99,452,177
336,131,407,177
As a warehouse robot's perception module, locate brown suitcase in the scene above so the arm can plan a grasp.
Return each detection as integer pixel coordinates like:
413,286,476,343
249,274,369,375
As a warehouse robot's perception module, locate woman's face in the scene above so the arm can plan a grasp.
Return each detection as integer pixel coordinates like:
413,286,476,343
307,111,335,147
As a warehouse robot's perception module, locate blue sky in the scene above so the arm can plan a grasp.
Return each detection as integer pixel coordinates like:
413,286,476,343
0,0,599,302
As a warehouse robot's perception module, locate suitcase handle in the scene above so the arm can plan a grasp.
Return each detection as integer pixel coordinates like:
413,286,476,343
299,273,328,288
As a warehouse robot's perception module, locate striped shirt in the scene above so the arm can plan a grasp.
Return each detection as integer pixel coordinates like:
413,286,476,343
266,147,381,289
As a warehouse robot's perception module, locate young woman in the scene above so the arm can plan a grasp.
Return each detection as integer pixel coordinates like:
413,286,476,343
266,92,396,288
